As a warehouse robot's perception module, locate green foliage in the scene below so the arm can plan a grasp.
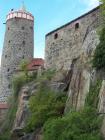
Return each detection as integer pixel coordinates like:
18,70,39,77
43,107,102,140
43,80,103,140
38,69,56,81
100,0,105,21
12,74,29,97
85,80,102,108
92,27,105,70
20,60,29,77
0,96,18,140
25,82,67,133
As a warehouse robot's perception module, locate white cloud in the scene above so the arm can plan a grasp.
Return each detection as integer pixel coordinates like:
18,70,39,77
80,0,99,9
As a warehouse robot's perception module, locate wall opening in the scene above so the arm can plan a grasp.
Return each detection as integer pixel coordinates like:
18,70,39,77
8,84,11,89
21,26,25,30
23,41,25,45
75,23,79,30
7,68,10,72
30,26,33,30
54,33,58,39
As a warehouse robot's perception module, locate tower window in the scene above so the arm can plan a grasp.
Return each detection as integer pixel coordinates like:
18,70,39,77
21,26,25,30
23,41,25,45
75,23,79,30
54,33,58,39
30,26,33,30
8,40,11,43
8,84,11,89
7,68,10,72
8,27,10,30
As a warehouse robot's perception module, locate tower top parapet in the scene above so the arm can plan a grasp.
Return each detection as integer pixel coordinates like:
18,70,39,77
6,4,34,21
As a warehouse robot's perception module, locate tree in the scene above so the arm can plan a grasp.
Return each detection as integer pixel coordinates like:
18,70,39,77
20,60,29,77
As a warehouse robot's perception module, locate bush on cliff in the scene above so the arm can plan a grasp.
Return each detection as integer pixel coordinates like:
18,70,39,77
25,82,67,132
92,26,105,70
43,80,103,140
43,107,102,140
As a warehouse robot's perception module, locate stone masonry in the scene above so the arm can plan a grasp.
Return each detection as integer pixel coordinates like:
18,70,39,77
45,6,101,70
0,7,34,102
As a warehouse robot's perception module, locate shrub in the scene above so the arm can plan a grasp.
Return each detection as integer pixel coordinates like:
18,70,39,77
85,80,102,108
93,27,105,70
12,74,27,97
25,82,67,132
38,69,56,81
43,107,102,140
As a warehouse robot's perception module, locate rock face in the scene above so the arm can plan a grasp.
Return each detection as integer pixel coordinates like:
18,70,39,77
12,82,40,140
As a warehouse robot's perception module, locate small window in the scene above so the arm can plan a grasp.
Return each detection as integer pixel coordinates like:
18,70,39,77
7,68,10,72
30,26,33,30
22,26,24,30
19,48,21,50
8,84,11,89
8,40,11,43
5,55,7,58
22,41,25,45
54,33,58,39
22,55,24,59
8,27,10,30
75,23,79,30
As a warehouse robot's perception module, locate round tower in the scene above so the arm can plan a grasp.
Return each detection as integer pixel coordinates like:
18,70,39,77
0,5,34,102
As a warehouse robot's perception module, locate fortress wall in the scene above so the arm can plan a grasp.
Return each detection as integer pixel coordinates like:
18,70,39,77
45,7,100,70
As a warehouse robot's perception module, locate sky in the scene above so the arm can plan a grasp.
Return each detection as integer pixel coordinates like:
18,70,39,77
0,0,99,65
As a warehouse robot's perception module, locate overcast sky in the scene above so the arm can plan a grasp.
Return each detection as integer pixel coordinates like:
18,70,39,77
0,0,99,65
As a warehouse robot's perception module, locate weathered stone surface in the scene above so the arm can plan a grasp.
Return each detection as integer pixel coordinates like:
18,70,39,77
98,80,105,114
0,10,34,102
12,81,40,140
45,7,101,70
65,68,90,113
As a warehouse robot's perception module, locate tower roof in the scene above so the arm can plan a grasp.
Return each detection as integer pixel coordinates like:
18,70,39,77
6,3,34,22
20,1,26,12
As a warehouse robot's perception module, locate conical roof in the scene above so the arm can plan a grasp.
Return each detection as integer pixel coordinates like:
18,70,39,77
20,1,26,12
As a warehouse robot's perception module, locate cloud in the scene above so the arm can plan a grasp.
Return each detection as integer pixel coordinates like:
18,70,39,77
80,0,99,9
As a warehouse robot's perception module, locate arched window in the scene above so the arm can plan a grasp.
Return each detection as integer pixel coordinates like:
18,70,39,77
7,68,10,72
54,33,58,39
75,23,79,30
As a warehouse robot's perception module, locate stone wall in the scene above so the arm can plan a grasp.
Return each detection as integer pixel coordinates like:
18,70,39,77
45,6,101,70
0,17,34,102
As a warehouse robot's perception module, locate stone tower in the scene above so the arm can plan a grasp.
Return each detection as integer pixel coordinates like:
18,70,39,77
0,5,34,102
